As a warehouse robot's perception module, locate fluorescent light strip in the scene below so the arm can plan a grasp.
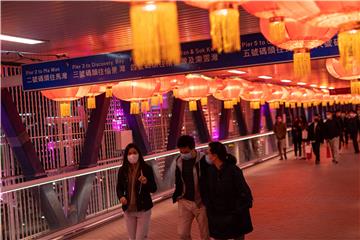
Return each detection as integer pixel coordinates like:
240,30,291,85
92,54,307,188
0,34,44,44
1,129,291,194
328,87,335,90
320,85,328,89
310,84,318,87
281,79,292,83
228,70,246,74
297,82,307,86
258,75,272,79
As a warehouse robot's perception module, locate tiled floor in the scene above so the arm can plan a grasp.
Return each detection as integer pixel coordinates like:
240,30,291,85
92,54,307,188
74,144,360,240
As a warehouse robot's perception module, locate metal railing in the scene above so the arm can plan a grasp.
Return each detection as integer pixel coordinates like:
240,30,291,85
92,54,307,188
0,130,292,240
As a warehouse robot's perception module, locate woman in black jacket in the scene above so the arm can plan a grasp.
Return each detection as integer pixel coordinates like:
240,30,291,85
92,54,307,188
116,143,157,240
204,142,253,240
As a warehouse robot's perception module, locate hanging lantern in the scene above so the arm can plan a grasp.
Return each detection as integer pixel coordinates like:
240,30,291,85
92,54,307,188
264,84,289,109
177,75,209,111
240,81,269,109
185,1,241,53
169,75,186,98
85,85,103,109
351,80,360,95
112,79,157,114
326,57,360,81
150,77,172,107
41,86,90,117
279,1,360,71
260,19,337,79
130,1,181,67
242,1,299,43
213,78,242,109
284,87,305,108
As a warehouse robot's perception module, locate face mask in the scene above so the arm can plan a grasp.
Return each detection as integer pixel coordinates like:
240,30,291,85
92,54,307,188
326,115,332,119
128,154,139,164
205,155,213,165
181,152,193,160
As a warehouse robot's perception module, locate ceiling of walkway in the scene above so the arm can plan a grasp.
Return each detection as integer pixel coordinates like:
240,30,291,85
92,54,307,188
1,1,350,89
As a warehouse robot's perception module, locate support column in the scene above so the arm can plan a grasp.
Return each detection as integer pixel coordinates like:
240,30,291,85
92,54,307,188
263,103,274,131
219,102,231,140
121,100,151,155
191,100,210,143
69,93,111,223
1,88,66,229
234,102,251,162
166,98,186,150
252,108,261,134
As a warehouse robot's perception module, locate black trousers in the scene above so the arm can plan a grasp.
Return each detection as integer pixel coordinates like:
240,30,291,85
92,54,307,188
350,133,359,153
312,142,320,162
294,140,302,157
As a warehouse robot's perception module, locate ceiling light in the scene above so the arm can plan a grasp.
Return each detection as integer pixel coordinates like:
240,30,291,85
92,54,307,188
258,75,272,79
328,87,335,90
310,84,317,87
228,70,246,74
143,2,157,11
281,79,292,83
320,85,328,89
297,82,307,86
0,34,44,44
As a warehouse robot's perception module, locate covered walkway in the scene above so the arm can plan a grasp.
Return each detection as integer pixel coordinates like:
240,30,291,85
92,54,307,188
74,146,360,240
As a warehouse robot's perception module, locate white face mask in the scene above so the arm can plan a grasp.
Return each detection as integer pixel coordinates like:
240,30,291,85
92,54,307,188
181,152,193,160
128,154,139,164
205,155,213,165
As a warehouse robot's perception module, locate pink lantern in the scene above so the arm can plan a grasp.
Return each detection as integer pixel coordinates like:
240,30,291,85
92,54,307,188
177,75,209,111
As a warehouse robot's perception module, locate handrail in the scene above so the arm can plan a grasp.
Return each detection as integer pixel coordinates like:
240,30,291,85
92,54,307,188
0,129,289,194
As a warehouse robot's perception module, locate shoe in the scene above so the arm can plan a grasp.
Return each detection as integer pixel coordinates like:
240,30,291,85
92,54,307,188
284,154,287,160
332,160,339,164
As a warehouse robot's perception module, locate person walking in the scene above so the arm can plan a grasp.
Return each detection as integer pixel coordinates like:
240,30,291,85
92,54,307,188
173,135,210,240
116,143,157,240
204,142,253,240
323,111,341,164
291,117,303,159
346,110,359,154
307,114,324,164
274,115,287,160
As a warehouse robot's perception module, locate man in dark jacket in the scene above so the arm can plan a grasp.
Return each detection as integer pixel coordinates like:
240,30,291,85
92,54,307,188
323,111,341,164
346,111,359,153
307,114,324,164
273,115,287,160
172,135,210,240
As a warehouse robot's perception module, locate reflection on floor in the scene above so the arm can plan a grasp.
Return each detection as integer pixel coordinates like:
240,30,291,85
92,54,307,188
74,144,360,240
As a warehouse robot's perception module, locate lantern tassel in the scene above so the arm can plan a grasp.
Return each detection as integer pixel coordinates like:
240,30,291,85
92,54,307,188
224,100,233,109
351,80,360,94
189,100,197,111
130,2,181,67
141,100,150,113
151,95,160,107
210,3,240,53
250,101,260,109
269,17,286,43
293,48,311,79
60,102,70,117
130,102,140,114
105,87,112,98
87,96,96,109
200,97,208,106
173,88,179,98
338,22,360,71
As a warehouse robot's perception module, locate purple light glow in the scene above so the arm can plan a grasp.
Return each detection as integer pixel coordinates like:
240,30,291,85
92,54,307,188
47,141,55,151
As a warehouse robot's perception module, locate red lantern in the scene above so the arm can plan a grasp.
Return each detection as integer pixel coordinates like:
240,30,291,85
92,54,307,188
41,86,90,117
112,79,158,114
260,18,336,78
150,77,172,106
213,78,242,109
240,81,269,109
264,84,289,109
177,75,209,111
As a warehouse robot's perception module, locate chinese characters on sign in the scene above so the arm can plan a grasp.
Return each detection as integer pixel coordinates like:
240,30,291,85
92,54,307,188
22,33,340,91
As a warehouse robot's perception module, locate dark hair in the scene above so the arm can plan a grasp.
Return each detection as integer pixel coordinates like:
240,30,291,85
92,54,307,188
177,135,195,149
208,142,237,165
123,143,145,170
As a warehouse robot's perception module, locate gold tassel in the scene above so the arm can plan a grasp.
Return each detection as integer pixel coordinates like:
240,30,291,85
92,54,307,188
303,102,308,108
209,3,240,53
293,48,311,79
87,96,96,109
130,2,181,67
130,101,140,114
269,16,286,43
224,100,233,109
232,98,238,106
105,87,112,98
173,88,179,98
269,102,275,109
200,97,208,106
141,100,150,113
338,22,360,71
275,102,280,109
285,102,290,108
329,100,334,106
250,101,260,109
260,99,265,105
351,80,360,94
151,95,160,107
322,101,328,106
60,102,70,117
290,102,296,108
189,100,197,111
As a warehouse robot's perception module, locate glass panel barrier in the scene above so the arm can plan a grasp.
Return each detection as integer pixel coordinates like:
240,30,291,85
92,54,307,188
0,130,292,239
